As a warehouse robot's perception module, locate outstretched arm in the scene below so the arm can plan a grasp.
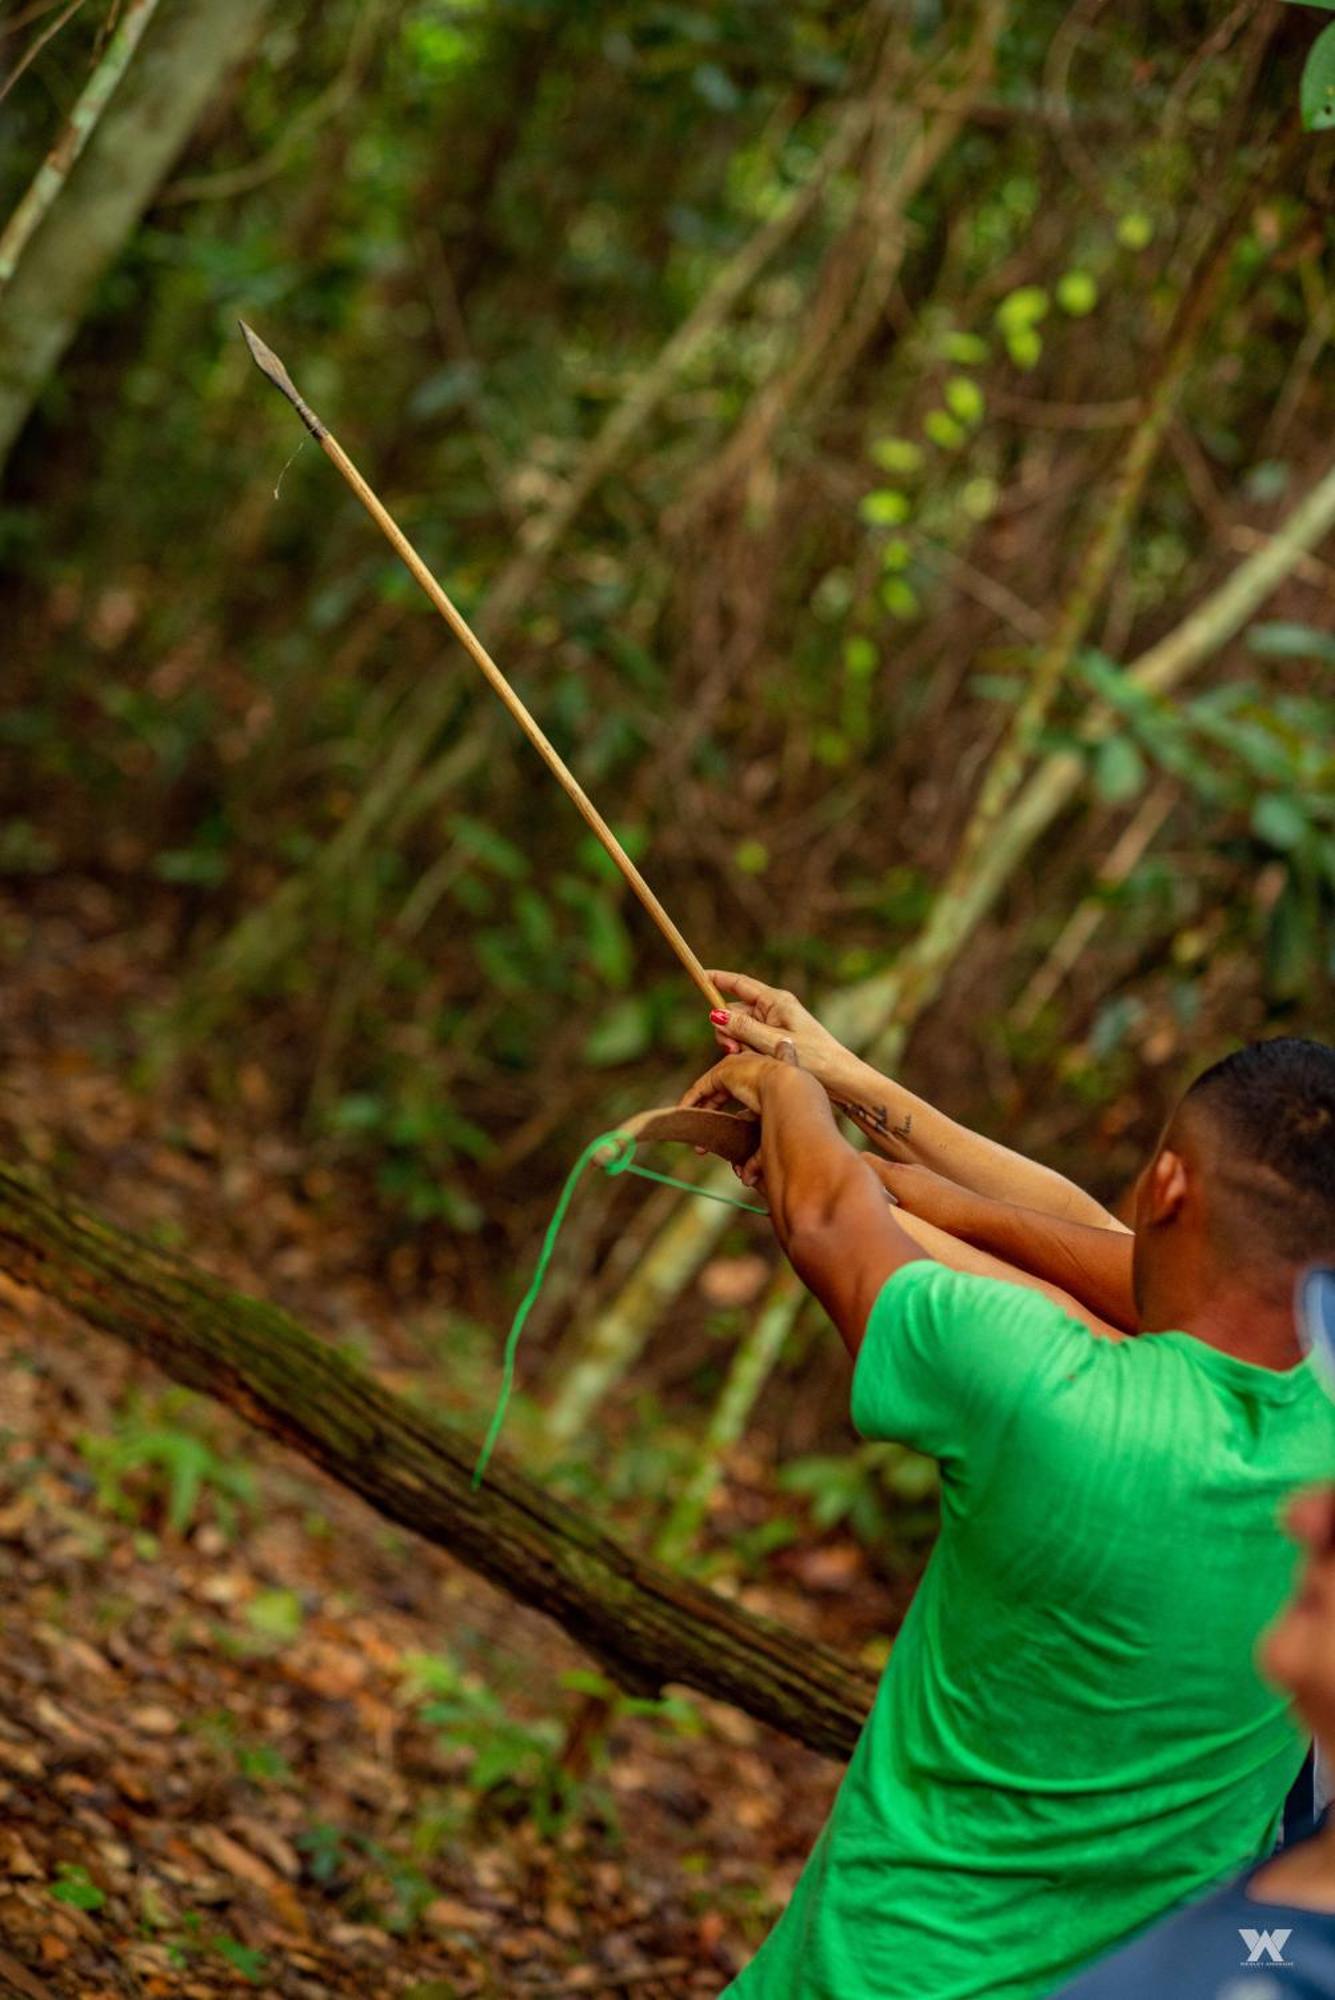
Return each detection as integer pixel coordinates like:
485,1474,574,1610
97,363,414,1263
681,1055,1123,1355
705,969,1126,1232
865,1159,1137,1333
683,1054,923,1356
886,1204,1125,1339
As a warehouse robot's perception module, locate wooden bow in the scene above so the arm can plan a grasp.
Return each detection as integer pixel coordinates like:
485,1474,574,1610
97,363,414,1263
603,1105,759,1165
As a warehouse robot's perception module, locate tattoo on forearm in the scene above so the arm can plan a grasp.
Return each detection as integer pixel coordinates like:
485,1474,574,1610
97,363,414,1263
832,1100,913,1145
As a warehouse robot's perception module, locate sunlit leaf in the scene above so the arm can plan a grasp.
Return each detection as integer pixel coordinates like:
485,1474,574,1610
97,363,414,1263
584,997,652,1066
942,330,990,364
1246,622,1335,664
1056,270,1098,315
1004,325,1042,370
859,488,911,526
880,578,919,620
996,285,1049,329
1116,211,1154,250
1252,794,1310,852
1094,736,1146,804
870,436,923,475
944,376,985,425
923,408,966,448
1302,19,1335,126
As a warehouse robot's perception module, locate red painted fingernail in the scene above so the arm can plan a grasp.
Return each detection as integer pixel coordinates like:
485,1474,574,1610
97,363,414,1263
710,1009,729,1025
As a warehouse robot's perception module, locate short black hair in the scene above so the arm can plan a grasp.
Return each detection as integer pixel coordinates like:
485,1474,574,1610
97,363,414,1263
1184,1037,1335,1265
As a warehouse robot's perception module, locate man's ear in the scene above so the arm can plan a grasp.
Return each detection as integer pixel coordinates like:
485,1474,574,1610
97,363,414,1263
1143,1147,1189,1227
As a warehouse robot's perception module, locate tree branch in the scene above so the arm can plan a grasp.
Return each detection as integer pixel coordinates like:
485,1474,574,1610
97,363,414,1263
0,1160,875,1761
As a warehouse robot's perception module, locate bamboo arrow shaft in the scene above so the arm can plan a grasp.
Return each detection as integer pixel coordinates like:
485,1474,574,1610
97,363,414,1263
239,321,722,1011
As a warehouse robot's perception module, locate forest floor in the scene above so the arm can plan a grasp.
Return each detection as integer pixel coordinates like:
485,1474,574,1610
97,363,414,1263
0,877,907,1999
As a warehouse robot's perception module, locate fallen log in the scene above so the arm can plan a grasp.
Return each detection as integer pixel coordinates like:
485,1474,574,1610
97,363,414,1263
0,1160,875,1760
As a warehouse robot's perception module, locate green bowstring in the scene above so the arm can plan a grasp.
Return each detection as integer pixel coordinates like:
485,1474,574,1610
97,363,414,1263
471,1129,766,1488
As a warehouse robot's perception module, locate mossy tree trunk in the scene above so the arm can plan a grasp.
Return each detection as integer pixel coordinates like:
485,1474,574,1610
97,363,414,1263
0,1161,874,1761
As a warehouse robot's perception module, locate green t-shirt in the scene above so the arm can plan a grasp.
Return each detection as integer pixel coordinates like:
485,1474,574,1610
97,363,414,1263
723,1260,1335,2000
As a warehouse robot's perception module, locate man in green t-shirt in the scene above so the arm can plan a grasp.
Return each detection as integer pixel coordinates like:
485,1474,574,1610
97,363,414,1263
681,1020,1335,2000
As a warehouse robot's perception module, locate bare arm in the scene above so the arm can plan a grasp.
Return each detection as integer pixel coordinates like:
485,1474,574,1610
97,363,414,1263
681,1056,1124,1356
866,1159,1136,1334
888,1205,1125,1338
706,969,1126,1232
682,1055,928,1357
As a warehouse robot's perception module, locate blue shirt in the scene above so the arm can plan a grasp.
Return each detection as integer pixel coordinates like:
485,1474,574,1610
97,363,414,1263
1053,1862,1335,1998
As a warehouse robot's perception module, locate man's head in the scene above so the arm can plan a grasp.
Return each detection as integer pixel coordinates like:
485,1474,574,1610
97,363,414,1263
1132,1037,1335,1345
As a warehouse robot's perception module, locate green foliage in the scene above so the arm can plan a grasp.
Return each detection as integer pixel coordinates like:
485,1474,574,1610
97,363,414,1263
1300,19,1335,128
1074,650,1335,999
924,406,967,450
194,1709,295,1786
50,1863,106,1911
79,1391,255,1539
780,1442,939,1556
870,437,924,475
859,488,911,526
401,1652,594,1839
943,377,985,427
156,1909,269,1982
3,0,1331,1509
213,1938,269,1984
996,284,1049,369
244,1587,306,1648
1056,270,1098,316
1115,211,1154,250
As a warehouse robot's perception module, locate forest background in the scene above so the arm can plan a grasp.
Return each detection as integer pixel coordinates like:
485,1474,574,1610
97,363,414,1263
0,0,1333,1994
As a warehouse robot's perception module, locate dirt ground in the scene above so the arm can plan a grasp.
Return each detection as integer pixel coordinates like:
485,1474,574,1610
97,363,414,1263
0,878,905,1998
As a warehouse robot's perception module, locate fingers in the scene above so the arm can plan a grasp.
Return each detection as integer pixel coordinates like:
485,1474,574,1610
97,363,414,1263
708,1007,789,1058
679,1064,733,1112
708,969,775,1008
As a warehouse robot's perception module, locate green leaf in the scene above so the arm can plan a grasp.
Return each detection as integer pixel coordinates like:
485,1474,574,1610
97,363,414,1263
584,997,652,1067
734,837,769,875
923,408,966,449
559,1668,616,1699
960,477,998,521
246,1588,304,1644
859,488,911,526
1302,19,1335,126
1246,621,1335,664
879,536,911,572
1252,794,1310,851
155,848,229,888
996,285,1049,330
942,331,990,364
448,815,529,881
51,1865,106,1912
1116,211,1154,250
1004,326,1042,370
1094,736,1146,804
880,578,920,620
409,362,481,420
165,1438,208,1535
944,376,985,426
586,900,633,987
843,635,878,676
1056,270,1098,316
870,436,923,475
212,1938,268,1983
